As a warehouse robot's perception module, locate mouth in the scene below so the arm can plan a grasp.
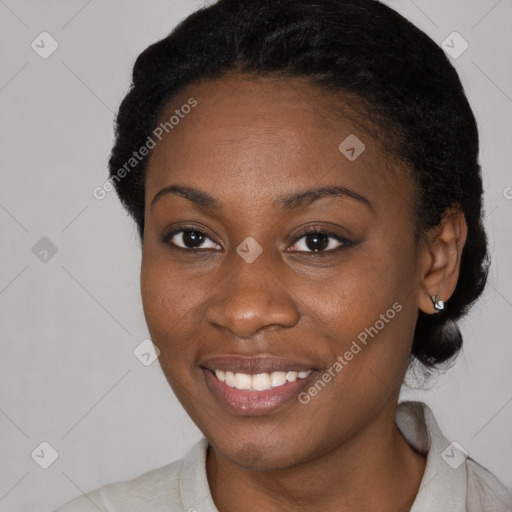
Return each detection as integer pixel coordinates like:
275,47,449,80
200,355,319,415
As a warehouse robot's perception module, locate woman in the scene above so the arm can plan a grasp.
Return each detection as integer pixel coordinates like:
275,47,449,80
55,0,512,510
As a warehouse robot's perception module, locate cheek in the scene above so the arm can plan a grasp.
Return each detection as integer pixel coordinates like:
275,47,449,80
140,254,209,415
319,242,415,330
314,235,418,382
140,251,202,361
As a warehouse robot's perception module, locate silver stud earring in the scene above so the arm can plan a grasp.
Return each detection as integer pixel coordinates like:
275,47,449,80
431,295,445,312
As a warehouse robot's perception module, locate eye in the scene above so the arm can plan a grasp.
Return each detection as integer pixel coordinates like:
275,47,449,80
162,225,353,253
162,226,221,250
287,227,352,253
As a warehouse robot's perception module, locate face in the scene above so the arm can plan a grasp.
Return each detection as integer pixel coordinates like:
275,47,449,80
141,72,425,470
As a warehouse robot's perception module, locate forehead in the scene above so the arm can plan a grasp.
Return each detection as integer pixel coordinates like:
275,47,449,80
145,73,411,214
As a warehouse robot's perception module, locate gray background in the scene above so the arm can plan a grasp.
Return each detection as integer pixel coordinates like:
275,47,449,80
0,1,511,510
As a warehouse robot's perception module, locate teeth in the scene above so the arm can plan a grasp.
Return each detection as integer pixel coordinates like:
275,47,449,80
234,372,252,390
286,371,297,382
214,369,312,391
270,371,287,387
225,371,236,387
252,373,271,391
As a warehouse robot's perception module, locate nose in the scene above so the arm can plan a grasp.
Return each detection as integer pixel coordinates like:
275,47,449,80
205,252,300,339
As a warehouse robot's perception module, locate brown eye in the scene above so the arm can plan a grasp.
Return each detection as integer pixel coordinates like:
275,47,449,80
288,228,352,253
162,227,221,250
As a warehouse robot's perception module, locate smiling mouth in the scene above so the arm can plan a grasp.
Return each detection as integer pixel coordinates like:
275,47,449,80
200,355,319,415
213,369,312,391
202,367,317,415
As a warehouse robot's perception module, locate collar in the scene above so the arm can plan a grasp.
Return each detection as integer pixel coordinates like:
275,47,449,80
396,401,467,512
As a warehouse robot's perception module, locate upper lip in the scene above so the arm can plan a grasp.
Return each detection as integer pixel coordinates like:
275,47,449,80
200,355,319,374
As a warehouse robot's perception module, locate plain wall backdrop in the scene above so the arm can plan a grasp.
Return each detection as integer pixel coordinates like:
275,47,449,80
0,1,511,510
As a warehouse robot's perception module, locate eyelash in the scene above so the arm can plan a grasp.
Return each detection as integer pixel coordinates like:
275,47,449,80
161,225,353,254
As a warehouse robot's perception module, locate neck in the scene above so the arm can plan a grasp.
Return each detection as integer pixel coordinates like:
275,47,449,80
206,400,426,512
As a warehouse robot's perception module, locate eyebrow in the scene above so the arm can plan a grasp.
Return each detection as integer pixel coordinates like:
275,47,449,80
150,184,372,212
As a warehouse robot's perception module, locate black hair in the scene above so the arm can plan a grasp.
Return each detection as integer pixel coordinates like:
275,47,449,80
108,0,489,370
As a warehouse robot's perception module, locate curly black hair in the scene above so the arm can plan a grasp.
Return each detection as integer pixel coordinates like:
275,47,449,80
107,0,489,370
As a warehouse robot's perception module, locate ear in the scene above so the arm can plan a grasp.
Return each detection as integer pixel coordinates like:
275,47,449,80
417,207,468,315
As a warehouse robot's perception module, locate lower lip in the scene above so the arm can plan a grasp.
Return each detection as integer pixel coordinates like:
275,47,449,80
202,369,317,416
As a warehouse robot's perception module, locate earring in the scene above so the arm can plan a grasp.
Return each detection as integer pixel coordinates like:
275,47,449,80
431,295,445,312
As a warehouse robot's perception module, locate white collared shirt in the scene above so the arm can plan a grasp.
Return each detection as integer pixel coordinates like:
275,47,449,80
54,401,512,511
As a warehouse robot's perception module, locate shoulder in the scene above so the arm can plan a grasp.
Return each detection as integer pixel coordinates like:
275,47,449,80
397,400,512,511
466,457,512,512
53,458,184,512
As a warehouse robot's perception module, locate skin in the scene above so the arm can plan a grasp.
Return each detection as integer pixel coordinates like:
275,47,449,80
140,72,468,511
